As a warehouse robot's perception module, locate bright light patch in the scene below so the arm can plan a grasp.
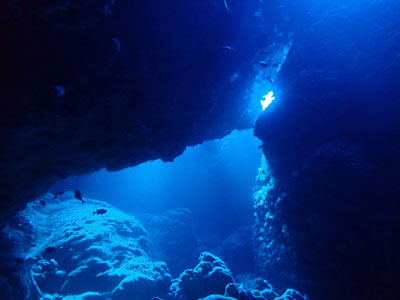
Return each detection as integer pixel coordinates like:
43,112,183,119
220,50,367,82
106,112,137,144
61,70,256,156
260,91,275,111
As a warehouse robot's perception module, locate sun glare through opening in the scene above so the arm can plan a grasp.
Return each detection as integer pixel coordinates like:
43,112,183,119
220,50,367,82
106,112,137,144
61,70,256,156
261,91,275,111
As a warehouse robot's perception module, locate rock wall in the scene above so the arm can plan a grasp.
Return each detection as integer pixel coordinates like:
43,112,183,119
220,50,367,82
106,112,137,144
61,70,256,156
254,1,400,299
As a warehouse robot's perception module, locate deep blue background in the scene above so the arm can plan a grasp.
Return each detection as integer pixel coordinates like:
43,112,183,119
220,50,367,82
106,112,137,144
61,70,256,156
50,130,261,237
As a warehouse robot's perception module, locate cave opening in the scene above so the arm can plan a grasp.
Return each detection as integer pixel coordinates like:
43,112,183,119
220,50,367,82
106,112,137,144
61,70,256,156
1,0,400,299
48,129,263,241
5,128,282,299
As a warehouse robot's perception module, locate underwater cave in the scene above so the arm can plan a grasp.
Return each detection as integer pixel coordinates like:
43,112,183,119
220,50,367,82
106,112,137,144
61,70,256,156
1,1,400,300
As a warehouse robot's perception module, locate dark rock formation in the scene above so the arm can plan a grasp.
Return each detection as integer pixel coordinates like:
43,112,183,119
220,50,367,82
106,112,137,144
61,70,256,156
167,252,303,300
0,0,274,224
274,289,308,300
199,295,235,300
2,1,399,298
225,283,269,300
229,277,280,300
200,296,236,300
0,249,36,300
168,252,235,300
223,280,306,300
254,1,400,299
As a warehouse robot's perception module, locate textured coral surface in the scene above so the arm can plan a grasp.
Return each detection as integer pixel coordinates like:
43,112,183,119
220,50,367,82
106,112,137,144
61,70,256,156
3,192,171,299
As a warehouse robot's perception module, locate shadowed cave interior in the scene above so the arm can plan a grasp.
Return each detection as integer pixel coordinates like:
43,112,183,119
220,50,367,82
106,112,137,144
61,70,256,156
1,1,400,300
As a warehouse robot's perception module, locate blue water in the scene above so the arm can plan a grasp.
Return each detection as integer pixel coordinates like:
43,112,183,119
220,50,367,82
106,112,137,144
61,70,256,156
50,130,262,237
2,0,400,299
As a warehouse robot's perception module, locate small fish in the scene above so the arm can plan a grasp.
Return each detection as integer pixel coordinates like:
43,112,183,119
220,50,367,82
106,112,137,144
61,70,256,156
230,72,239,82
39,200,46,207
53,85,65,97
74,189,85,203
113,38,120,55
258,61,270,68
93,209,107,216
45,247,56,253
53,191,64,198
223,0,230,11
109,38,121,63
222,45,233,51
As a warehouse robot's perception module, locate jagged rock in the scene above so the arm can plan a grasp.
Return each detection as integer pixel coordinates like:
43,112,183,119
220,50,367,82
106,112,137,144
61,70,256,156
225,283,261,300
200,296,237,300
261,290,279,300
139,208,199,276
223,278,305,300
241,277,279,300
238,277,275,292
274,289,307,300
2,192,171,299
168,252,234,300
0,251,37,300
224,280,280,300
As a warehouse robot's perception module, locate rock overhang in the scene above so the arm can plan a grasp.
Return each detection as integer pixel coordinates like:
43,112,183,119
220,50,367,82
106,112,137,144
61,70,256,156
0,0,279,224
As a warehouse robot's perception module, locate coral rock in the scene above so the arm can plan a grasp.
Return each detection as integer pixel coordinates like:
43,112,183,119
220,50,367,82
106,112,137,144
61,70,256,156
168,252,234,300
3,193,171,299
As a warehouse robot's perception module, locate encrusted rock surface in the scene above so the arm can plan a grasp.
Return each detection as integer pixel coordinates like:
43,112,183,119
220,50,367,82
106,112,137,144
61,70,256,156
168,252,234,300
223,282,306,300
224,277,279,300
254,1,400,299
274,289,308,300
1,195,308,300
200,296,236,300
2,192,171,299
167,253,304,300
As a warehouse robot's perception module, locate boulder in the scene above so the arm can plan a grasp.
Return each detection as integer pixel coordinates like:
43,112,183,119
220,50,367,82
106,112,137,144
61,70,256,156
274,289,308,300
200,296,237,300
3,192,171,299
168,252,234,300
